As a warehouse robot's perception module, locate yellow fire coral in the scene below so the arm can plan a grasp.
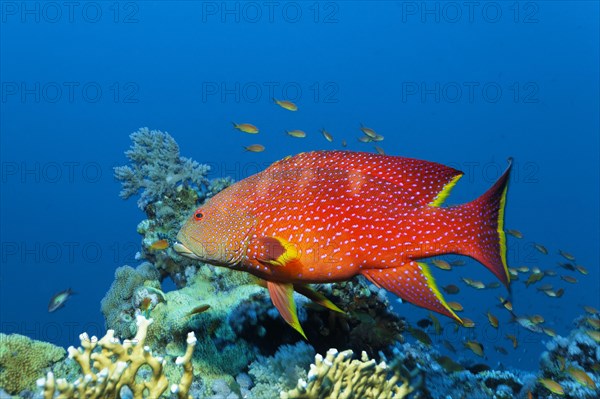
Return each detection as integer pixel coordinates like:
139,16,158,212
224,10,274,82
281,348,414,399
37,315,196,399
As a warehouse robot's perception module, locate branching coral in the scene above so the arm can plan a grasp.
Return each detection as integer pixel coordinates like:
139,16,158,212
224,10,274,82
114,127,212,209
282,348,414,399
37,315,196,399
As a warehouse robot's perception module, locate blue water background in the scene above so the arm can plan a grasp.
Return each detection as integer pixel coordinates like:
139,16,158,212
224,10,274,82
1,1,598,371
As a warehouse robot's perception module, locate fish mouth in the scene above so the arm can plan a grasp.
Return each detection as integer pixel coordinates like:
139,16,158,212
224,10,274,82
173,242,201,260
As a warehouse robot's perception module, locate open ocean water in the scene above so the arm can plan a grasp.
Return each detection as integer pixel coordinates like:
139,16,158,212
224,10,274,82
1,1,599,398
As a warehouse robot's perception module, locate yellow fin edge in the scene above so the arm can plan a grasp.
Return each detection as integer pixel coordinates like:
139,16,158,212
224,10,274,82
429,173,464,207
417,261,463,324
497,176,511,285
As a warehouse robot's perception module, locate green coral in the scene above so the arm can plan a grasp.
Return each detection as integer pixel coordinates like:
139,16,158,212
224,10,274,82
142,268,263,388
100,263,161,338
0,333,65,394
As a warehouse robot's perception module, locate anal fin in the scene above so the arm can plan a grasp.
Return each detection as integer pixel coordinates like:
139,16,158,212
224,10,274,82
267,281,307,339
361,261,462,323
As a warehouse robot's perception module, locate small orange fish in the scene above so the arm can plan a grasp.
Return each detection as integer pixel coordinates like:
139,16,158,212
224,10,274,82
498,296,513,311
584,306,599,314
140,297,152,311
586,330,600,342
442,284,460,294
149,239,169,251
567,367,596,389
175,151,512,337
464,340,484,357
447,301,463,312
232,122,259,134
560,275,578,284
536,284,553,292
360,124,378,138
274,98,298,111
506,229,523,238
409,327,432,345
558,250,575,261
529,314,545,324
575,264,589,275
187,304,211,317
586,317,600,329
542,327,556,337
487,311,499,328
525,272,544,287
374,145,385,155
449,259,466,266
244,144,265,153
461,317,476,328
538,378,564,395
286,130,306,138
533,243,548,255
428,312,442,335
462,277,485,289
321,129,333,142
506,334,518,348
432,259,452,270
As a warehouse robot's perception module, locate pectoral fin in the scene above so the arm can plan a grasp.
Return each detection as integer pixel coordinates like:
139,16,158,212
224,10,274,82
294,284,345,314
256,237,301,268
267,281,306,339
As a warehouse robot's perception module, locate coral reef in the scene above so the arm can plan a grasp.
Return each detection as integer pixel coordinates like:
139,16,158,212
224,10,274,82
247,342,315,398
114,128,233,285
0,333,65,395
309,278,407,358
388,341,534,398
100,263,161,339
114,127,212,210
535,314,600,398
37,315,196,399
282,348,415,399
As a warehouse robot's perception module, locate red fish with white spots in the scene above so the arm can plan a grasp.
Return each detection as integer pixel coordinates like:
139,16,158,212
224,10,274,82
175,151,512,337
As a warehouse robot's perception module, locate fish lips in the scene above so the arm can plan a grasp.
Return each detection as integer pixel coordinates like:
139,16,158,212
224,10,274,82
173,242,201,260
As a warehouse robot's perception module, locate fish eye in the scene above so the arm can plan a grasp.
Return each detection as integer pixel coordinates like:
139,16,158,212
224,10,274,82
194,211,204,221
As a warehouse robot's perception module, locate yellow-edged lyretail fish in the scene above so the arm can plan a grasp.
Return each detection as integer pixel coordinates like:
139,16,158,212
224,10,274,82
232,122,259,134
321,129,333,142
175,151,512,337
538,379,564,396
274,98,298,111
286,130,306,138
244,144,265,153
506,229,523,238
149,239,169,251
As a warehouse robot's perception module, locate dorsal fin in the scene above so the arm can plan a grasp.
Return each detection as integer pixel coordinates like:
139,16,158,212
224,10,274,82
270,151,463,207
